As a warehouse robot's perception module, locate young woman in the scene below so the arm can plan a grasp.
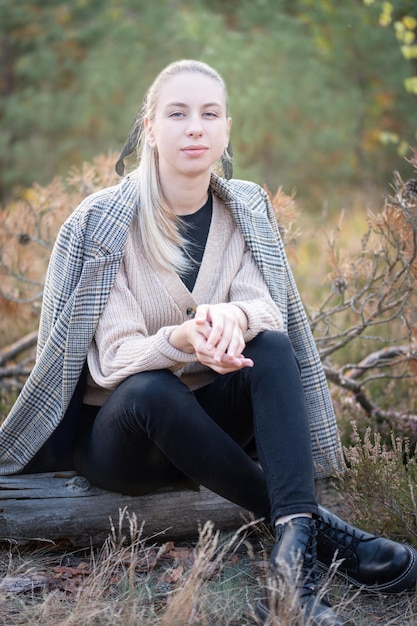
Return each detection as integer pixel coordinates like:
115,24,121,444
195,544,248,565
1,60,416,625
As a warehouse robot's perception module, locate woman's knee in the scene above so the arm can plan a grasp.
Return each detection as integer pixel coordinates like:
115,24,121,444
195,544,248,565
96,369,188,441
111,369,181,412
248,330,294,358
245,331,301,381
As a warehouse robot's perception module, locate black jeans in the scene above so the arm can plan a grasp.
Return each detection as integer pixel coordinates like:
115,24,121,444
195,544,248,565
74,331,318,523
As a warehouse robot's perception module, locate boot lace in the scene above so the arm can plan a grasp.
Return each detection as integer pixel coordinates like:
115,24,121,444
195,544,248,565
317,518,364,560
271,521,319,601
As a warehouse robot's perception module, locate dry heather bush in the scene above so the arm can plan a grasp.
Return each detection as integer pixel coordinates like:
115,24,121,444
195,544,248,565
336,423,417,545
302,149,417,443
0,153,119,410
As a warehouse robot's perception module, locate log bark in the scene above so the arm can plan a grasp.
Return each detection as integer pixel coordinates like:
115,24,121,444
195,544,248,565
0,472,251,548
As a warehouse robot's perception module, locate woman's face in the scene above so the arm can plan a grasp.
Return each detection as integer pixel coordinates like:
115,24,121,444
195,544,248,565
145,71,231,181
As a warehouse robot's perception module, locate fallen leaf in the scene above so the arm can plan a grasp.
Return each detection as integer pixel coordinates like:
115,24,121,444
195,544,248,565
162,565,184,585
52,565,89,578
168,546,195,566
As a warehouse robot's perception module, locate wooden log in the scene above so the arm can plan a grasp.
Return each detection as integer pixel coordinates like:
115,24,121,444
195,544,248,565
0,472,251,548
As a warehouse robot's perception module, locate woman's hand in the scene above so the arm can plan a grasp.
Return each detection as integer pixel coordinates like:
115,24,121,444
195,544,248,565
169,303,254,374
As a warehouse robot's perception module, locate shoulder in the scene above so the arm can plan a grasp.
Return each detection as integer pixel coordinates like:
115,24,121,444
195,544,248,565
210,173,281,241
68,175,137,227
210,174,269,209
225,178,266,198
57,174,138,245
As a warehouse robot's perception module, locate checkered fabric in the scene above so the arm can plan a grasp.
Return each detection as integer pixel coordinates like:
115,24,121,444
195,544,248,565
0,173,343,477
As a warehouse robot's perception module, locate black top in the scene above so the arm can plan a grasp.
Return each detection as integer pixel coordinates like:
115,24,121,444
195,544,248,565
178,191,213,291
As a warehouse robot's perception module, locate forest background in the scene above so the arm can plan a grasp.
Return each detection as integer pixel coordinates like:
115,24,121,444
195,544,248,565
2,0,417,206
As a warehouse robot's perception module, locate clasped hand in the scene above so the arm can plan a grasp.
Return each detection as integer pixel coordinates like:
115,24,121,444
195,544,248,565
188,303,254,374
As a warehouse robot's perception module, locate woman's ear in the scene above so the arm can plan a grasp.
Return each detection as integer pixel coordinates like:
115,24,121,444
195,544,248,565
144,116,156,147
226,117,232,146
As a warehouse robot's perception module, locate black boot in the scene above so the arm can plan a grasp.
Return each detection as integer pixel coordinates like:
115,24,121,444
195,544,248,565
257,517,343,625
317,506,417,593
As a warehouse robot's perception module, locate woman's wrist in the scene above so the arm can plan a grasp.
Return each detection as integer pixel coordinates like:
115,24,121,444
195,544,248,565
169,321,195,354
230,304,249,333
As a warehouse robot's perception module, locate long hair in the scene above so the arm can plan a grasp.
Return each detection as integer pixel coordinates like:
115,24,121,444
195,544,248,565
118,60,232,274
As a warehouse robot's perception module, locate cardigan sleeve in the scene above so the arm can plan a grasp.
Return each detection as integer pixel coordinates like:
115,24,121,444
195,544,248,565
89,265,281,391
227,247,284,341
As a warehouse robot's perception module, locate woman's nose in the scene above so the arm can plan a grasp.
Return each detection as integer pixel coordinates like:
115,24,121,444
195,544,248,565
186,116,203,136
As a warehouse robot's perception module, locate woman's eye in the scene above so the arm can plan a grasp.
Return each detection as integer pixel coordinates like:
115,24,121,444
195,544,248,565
169,111,185,118
203,111,218,118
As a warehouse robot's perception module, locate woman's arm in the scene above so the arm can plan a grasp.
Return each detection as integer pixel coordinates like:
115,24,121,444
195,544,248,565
87,267,200,389
169,302,254,375
90,240,284,385
170,247,283,374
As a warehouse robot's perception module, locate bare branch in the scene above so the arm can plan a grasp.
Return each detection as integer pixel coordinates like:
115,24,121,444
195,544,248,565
324,363,417,428
345,346,414,380
0,331,38,367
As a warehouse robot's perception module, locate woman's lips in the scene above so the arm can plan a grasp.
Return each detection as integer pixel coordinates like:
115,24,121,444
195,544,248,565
181,145,208,157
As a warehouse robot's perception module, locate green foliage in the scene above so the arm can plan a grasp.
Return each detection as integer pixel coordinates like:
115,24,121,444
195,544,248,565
363,0,417,150
1,0,108,195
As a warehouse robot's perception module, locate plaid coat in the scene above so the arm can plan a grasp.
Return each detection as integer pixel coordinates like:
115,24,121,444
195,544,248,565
0,173,343,476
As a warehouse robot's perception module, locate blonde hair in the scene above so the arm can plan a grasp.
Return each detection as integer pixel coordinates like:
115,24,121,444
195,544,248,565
133,60,231,274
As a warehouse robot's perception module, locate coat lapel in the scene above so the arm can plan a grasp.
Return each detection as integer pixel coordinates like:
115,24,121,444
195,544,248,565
210,174,288,329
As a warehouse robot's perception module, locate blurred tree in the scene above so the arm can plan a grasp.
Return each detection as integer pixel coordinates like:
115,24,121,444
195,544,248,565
0,0,108,200
200,0,417,203
0,0,208,201
363,0,417,152
1,0,416,209
289,0,415,193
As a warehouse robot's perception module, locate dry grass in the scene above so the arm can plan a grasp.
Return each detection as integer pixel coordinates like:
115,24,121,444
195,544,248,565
0,510,416,625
